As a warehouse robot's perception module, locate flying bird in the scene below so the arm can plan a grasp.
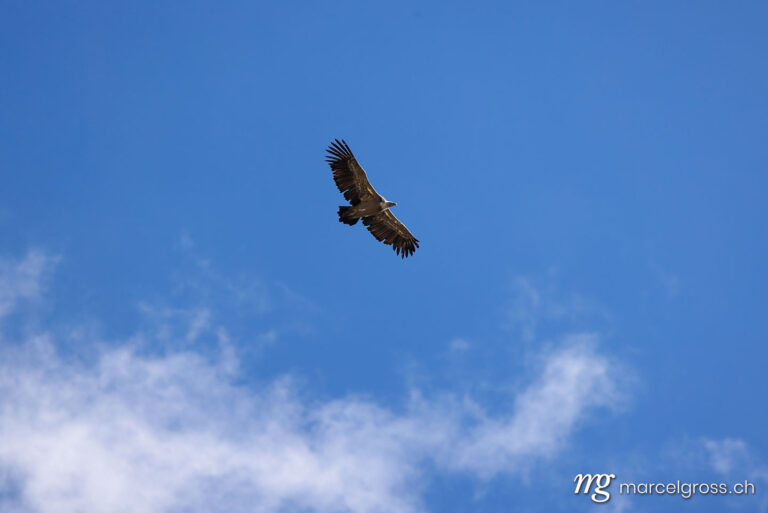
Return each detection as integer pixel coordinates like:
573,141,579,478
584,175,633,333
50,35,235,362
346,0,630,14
326,139,419,258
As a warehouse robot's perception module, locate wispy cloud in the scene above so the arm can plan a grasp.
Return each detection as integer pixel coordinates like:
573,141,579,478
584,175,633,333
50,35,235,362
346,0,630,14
0,334,624,513
174,257,271,315
165,242,320,340
649,263,681,298
0,252,629,513
0,250,58,321
701,437,767,512
506,275,608,342
448,337,470,353
137,303,212,343
441,335,622,477
705,438,751,475
705,438,768,484
598,436,768,513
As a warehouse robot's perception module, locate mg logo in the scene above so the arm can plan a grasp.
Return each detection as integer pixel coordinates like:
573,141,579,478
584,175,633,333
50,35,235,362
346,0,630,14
574,473,616,503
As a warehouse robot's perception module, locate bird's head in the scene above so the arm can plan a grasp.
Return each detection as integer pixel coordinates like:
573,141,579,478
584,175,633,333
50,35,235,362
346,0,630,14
385,201,397,208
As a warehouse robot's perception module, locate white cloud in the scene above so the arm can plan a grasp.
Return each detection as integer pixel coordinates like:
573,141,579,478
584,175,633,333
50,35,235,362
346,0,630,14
0,252,628,512
137,303,212,343
651,264,681,298
705,438,750,475
175,258,271,315
506,276,607,342
442,335,621,476
0,334,623,513
448,337,470,352
704,438,768,483
702,438,768,513
177,231,195,250
0,250,58,320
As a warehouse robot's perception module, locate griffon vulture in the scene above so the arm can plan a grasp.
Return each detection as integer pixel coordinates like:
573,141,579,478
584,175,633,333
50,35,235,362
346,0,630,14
326,139,419,258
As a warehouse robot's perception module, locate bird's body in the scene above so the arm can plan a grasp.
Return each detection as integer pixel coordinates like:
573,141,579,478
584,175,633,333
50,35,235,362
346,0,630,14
326,139,419,258
339,197,395,223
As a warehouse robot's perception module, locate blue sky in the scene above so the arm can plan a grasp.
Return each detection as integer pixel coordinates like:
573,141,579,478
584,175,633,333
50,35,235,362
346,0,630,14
1,2,766,512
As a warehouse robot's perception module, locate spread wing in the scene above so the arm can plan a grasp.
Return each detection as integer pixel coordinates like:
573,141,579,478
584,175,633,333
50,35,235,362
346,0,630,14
362,209,420,259
325,139,382,205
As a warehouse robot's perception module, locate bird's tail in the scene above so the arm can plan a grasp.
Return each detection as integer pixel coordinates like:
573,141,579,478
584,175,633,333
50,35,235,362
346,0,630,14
338,206,359,226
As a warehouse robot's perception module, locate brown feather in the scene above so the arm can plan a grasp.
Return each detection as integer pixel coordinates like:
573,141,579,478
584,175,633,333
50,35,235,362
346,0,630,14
327,140,419,258
362,210,419,259
325,139,381,205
